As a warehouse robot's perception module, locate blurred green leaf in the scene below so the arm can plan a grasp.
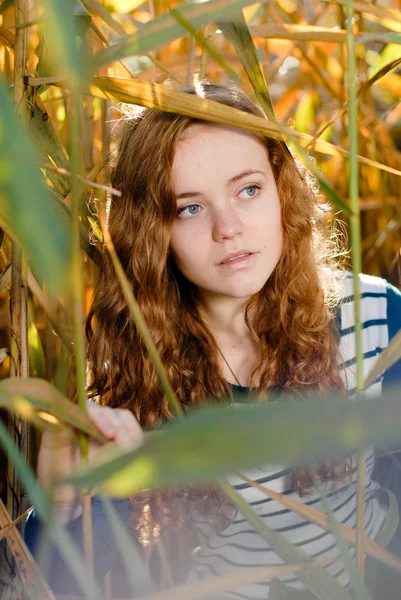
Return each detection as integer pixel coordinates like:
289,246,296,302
0,0,13,14
358,33,401,45
62,388,401,496
39,0,91,86
0,77,71,295
295,91,316,134
0,377,107,441
93,0,260,70
107,0,147,10
0,418,102,599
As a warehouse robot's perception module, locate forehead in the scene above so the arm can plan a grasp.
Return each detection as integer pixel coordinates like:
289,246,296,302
171,124,270,188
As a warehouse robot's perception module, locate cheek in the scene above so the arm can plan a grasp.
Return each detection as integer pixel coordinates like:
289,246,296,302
170,230,199,274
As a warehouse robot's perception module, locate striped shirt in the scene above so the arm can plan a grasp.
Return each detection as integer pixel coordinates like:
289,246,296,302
187,272,401,599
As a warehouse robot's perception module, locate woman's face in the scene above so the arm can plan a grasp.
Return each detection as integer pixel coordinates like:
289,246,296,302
170,124,283,304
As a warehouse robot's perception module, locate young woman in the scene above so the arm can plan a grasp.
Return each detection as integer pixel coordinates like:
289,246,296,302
26,81,401,599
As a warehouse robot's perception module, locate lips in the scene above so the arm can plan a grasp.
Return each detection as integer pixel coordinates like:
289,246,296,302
219,250,254,265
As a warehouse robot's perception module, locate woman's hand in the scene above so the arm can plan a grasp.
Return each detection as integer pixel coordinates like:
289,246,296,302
37,401,143,524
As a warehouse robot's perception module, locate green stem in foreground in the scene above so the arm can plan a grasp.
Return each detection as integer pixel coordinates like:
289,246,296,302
70,88,93,573
70,90,88,432
104,228,183,419
346,0,365,575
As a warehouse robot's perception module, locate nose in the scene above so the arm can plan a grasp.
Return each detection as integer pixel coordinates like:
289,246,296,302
212,207,244,242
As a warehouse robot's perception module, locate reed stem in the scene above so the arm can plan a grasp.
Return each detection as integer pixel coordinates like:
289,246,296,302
346,0,365,575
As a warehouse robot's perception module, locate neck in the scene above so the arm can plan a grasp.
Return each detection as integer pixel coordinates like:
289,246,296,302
197,294,255,343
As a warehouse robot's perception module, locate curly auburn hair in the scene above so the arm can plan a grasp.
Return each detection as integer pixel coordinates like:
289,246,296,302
85,81,352,577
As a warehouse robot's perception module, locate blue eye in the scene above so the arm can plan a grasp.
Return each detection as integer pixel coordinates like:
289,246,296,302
239,185,260,198
177,204,200,218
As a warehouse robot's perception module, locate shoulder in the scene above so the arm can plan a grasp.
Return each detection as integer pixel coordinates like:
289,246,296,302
333,270,389,300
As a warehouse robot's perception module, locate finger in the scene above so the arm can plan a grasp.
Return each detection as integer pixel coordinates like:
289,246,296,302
112,411,144,448
114,409,143,438
86,404,122,438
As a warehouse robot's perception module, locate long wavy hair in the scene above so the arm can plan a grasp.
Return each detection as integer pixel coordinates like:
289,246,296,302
85,81,351,579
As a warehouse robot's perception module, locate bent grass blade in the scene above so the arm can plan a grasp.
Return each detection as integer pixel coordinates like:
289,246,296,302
82,77,401,182
239,475,401,576
364,327,401,389
143,557,339,600
219,479,353,600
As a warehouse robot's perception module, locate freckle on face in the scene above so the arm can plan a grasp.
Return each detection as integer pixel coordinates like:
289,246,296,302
169,124,283,302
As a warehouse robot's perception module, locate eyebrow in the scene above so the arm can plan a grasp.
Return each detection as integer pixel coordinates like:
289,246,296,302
175,169,266,200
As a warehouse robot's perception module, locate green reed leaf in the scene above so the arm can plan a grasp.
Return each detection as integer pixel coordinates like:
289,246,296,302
39,0,91,86
62,388,401,495
93,0,261,70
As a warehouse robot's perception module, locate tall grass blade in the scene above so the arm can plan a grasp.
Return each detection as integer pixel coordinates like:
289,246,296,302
104,228,183,418
364,327,401,388
214,14,354,214
239,474,401,574
358,33,401,45
0,77,71,295
216,12,275,119
313,475,371,600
